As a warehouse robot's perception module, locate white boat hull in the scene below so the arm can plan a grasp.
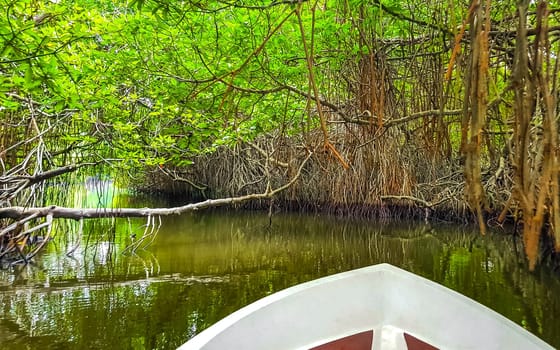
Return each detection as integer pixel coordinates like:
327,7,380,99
178,263,553,349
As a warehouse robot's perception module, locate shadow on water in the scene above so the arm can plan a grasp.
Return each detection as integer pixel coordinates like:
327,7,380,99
0,209,559,349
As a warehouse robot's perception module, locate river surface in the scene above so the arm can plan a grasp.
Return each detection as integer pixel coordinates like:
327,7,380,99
0,207,559,349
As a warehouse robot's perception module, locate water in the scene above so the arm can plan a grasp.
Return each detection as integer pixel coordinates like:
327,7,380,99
0,210,559,349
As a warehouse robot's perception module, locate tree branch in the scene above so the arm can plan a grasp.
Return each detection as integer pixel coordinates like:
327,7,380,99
246,141,289,168
0,151,312,220
1,162,100,186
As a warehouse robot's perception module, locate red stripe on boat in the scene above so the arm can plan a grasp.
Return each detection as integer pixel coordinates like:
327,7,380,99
404,332,439,350
310,330,374,350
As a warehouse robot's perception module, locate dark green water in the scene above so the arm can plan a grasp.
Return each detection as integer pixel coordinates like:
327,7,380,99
0,210,559,349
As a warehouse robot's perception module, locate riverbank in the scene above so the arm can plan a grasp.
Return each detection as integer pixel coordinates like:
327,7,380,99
135,135,504,224
134,134,560,272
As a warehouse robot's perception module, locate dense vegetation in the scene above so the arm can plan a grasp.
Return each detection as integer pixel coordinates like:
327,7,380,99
1,0,560,270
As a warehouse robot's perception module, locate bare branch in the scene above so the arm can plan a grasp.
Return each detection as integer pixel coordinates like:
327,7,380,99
1,162,99,186
246,141,289,168
0,151,312,221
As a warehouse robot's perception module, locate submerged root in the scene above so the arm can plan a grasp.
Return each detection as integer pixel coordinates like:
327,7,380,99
0,214,53,266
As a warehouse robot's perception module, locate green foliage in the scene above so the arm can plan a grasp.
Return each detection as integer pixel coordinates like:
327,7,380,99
0,0,472,177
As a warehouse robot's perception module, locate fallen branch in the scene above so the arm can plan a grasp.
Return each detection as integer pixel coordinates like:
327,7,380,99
0,151,312,221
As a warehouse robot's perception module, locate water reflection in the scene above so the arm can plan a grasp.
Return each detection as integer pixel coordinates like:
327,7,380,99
0,210,559,349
